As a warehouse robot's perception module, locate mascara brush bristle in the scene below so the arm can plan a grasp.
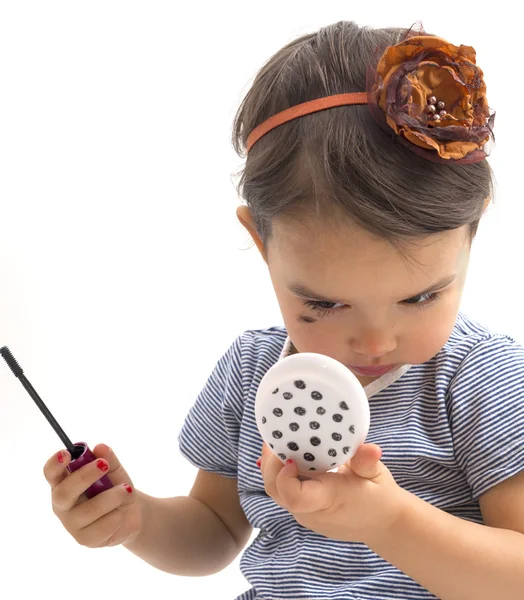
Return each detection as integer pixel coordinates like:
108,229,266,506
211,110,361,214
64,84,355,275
0,346,24,377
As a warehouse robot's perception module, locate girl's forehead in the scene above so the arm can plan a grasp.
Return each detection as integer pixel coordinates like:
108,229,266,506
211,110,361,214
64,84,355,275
270,216,464,260
267,216,470,289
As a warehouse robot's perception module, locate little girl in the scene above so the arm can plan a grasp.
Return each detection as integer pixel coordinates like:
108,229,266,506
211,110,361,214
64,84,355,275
44,21,524,600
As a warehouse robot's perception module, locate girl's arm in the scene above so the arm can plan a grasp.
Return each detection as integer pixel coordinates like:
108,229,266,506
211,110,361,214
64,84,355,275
124,470,252,576
366,471,524,600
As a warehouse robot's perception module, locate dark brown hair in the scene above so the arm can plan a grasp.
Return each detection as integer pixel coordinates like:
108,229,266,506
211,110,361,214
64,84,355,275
232,21,494,256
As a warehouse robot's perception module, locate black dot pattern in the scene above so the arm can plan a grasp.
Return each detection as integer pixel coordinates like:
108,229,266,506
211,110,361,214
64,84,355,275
259,374,363,473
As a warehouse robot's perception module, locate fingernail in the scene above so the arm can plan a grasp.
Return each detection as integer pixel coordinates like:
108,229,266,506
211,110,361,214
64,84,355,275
97,459,109,472
256,458,262,468
285,459,294,466
57,451,64,464
124,484,132,494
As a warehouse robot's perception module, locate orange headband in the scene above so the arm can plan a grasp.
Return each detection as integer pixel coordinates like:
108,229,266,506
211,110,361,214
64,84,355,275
243,34,495,164
246,92,368,153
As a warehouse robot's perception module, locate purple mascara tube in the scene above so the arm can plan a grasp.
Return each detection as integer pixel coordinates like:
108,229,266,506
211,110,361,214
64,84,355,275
1,346,114,498
66,442,114,498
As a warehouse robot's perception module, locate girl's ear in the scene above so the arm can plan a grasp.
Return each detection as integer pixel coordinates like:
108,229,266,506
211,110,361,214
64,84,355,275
236,205,268,263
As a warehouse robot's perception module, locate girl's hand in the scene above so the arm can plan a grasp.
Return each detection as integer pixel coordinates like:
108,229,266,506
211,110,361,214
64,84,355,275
258,442,406,545
43,444,143,548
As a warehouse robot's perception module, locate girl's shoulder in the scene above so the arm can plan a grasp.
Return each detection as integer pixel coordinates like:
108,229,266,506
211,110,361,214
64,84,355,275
234,325,289,365
442,311,524,407
441,311,523,367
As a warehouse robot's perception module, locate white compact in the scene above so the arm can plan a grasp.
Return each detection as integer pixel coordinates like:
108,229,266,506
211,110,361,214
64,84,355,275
255,353,370,474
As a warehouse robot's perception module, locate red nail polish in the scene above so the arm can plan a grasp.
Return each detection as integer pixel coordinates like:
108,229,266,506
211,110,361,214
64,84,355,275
57,451,64,464
97,459,109,472
124,484,132,494
256,458,262,468
285,459,294,465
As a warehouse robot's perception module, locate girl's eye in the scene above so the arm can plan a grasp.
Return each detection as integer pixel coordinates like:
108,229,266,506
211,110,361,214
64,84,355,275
302,291,441,317
302,300,345,317
402,291,441,309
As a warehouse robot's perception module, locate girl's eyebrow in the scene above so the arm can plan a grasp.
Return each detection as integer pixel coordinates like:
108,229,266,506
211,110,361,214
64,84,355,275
288,274,457,304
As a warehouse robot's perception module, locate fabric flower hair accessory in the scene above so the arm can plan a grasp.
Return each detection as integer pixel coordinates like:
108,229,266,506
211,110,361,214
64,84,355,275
369,34,495,162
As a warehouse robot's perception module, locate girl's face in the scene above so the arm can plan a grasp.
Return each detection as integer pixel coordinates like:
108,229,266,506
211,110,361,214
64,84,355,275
238,207,471,387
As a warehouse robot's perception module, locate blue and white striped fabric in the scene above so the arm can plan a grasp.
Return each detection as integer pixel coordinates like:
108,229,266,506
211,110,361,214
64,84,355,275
178,311,524,599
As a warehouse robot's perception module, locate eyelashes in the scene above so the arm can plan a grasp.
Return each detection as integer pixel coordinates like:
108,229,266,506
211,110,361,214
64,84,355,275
302,300,343,318
302,292,441,318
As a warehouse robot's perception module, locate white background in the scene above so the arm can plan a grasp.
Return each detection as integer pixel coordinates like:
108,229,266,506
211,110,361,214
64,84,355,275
0,2,520,598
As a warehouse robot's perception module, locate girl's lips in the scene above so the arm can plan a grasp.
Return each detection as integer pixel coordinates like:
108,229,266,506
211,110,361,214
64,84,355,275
349,364,396,377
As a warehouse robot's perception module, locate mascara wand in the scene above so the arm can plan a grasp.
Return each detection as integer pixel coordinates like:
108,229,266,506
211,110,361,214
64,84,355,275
1,345,77,456
1,345,114,498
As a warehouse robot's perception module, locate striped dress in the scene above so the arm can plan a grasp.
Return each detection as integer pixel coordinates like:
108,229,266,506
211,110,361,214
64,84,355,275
178,311,524,599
